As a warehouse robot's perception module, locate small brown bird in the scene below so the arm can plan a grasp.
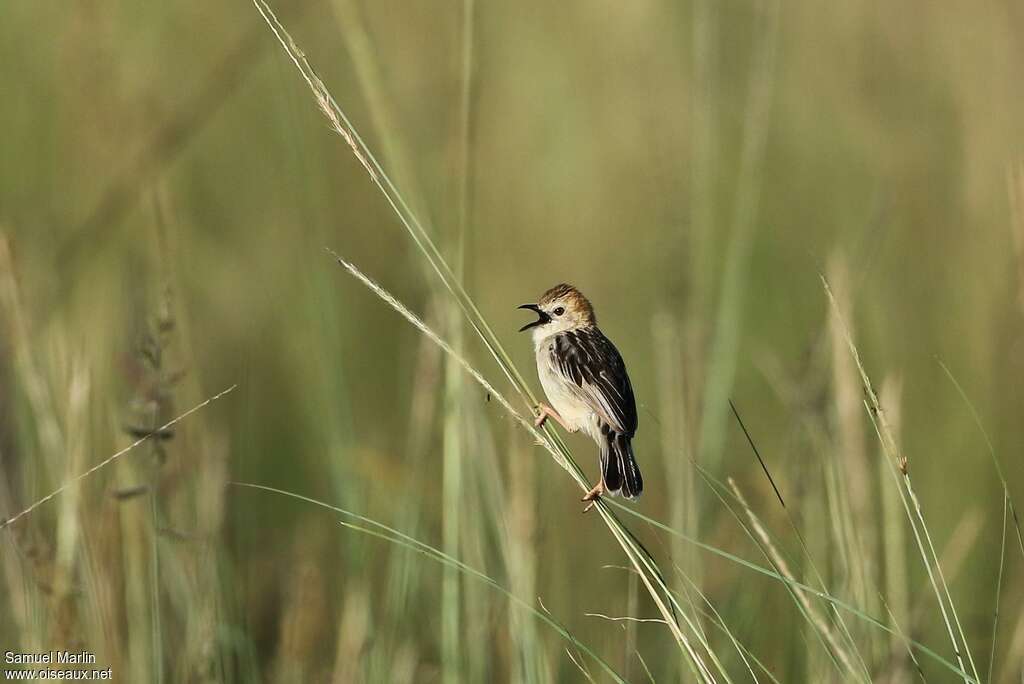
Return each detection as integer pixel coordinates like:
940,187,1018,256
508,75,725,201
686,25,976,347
518,284,642,508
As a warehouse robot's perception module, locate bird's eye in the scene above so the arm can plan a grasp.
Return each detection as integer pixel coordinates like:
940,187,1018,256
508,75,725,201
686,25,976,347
553,306,565,316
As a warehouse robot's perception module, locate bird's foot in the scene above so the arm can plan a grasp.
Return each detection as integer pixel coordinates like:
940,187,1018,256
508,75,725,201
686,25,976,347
581,480,606,513
533,403,571,431
533,406,547,428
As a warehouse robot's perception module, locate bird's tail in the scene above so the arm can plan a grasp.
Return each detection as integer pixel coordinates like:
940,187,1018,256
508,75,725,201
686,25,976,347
601,433,643,499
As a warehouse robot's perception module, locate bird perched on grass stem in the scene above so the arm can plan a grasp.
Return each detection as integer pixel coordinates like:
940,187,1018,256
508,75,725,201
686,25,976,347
518,284,642,510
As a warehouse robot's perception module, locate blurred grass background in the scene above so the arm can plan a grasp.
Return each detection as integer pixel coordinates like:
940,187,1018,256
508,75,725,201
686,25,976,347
1,0,1023,681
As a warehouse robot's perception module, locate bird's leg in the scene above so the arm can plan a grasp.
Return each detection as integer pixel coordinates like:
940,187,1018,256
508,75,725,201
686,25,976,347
533,403,572,432
581,478,606,513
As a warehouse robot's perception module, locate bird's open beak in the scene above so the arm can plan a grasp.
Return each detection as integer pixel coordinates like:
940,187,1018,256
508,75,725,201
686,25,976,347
517,303,549,332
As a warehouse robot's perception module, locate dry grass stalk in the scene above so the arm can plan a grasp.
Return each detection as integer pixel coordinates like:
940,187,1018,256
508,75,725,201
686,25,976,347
877,375,911,683
273,535,330,682
0,386,237,531
653,313,700,586
332,582,371,683
823,275,980,683
506,431,546,684
441,299,466,684
0,236,65,477
826,255,877,622
50,356,90,651
728,478,864,680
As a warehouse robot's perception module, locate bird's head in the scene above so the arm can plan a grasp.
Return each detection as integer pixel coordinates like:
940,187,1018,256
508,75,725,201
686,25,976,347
518,283,596,338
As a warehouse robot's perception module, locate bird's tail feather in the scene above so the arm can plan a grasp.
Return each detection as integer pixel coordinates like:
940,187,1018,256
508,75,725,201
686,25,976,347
601,433,642,499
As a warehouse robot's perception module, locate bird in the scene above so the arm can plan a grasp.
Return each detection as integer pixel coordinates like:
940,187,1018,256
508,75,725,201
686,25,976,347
518,283,642,509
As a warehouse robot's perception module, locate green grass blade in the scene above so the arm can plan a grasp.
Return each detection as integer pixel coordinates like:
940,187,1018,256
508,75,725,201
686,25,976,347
605,498,979,682
231,481,628,683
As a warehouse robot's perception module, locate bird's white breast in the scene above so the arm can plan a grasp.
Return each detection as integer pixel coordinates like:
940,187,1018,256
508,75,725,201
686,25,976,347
534,337,599,438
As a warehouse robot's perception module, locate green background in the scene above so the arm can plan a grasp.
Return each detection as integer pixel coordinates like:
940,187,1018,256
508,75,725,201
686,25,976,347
1,0,1022,681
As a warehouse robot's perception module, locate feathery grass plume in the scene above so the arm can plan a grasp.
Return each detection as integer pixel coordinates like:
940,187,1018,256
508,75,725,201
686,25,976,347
0,387,237,532
2,223,240,681
825,255,902,675
251,0,535,400
823,275,980,683
329,0,432,224
332,253,727,675
147,202,240,683
1,233,236,524
129,262,181,684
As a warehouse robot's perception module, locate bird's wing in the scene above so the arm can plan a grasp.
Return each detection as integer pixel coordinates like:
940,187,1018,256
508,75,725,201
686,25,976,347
552,329,638,436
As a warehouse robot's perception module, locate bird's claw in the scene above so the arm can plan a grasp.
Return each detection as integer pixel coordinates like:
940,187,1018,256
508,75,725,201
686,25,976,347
581,481,605,513
533,406,548,428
